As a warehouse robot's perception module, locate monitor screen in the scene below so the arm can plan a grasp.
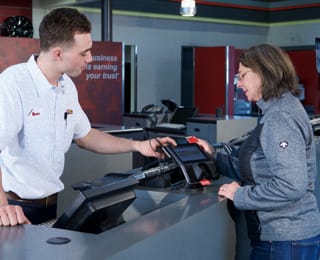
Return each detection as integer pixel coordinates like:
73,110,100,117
53,176,138,234
170,143,209,164
162,143,217,186
170,107,198,124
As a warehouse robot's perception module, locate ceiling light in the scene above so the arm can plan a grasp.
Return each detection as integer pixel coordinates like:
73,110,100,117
180,0,196,17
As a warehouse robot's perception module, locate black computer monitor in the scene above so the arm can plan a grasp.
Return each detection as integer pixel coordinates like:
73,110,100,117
170,107,198,124
161,99,177,112
53,176,138,234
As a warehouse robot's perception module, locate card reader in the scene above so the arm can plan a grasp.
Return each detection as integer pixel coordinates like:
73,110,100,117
162,143,217,188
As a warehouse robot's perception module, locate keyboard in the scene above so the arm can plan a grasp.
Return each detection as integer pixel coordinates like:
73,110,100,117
38,218,57,228
155,123,186,130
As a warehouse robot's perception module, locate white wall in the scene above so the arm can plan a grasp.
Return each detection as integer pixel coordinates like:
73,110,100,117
33,4,318,111
268,21,320,47
90,13,269,110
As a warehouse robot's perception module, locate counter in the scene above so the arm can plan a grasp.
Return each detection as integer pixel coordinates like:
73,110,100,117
58,124,144,215
186,115,258,144
0,178,235,260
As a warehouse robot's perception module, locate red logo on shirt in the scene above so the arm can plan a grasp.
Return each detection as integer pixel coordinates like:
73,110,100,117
31,112,40,116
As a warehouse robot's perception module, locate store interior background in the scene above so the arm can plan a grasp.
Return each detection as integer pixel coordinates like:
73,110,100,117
0,3,319,259
1,0,320,115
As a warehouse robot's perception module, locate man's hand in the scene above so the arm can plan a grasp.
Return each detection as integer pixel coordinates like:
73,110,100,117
0,204,31,226
139,137,177,158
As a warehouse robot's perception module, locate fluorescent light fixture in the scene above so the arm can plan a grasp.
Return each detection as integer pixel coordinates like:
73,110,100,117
180,0,196,17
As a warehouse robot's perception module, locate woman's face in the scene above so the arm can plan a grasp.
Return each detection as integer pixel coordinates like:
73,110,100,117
237,63,262,102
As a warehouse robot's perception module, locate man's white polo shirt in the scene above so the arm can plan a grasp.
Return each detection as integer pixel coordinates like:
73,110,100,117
0,55,91,199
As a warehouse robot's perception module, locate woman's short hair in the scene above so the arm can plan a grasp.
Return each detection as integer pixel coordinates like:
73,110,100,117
238,43,300,100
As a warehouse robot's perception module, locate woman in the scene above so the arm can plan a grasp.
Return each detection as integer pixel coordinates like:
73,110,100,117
204,44,320,259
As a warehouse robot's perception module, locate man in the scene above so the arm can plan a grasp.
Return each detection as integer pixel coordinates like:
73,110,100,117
0,8,175,226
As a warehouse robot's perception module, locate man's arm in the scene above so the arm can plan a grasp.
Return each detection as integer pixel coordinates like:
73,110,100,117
0,168,31,226
75,128,176,157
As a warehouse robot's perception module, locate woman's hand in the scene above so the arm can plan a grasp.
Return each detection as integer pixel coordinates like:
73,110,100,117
186,136,215,156
218,181,240,201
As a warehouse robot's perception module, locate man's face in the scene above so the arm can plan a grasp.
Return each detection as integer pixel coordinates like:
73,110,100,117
60,33,93,77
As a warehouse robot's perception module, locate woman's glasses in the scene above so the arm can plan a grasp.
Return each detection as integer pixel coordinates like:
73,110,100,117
235,70,251,82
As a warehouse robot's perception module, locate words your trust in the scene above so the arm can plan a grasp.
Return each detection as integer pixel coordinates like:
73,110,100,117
85,72,120,80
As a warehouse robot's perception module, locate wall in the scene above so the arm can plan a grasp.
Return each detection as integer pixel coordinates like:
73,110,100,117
98,15,268,111
110,16,320,112
75,13,320,113
30,5,268,111
268,22,320,47
287,49,320,113
29,4,320,112
0,1,32,24
269,22,320,113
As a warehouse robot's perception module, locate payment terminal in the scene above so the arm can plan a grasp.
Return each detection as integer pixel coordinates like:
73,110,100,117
162,143,218,188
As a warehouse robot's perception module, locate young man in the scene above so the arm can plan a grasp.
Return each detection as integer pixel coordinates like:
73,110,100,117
0,8,175,226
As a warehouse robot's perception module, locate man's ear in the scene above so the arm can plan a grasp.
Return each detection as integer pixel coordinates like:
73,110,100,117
52,47,63,60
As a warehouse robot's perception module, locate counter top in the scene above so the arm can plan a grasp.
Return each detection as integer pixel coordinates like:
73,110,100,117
91,123,143,134
187,115,257,123
0,178,235,260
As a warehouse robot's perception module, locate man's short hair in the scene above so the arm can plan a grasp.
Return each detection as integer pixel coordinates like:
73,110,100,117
39,8,91,51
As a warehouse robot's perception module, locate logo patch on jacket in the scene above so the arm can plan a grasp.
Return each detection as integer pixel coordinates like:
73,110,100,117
279,141,288,149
